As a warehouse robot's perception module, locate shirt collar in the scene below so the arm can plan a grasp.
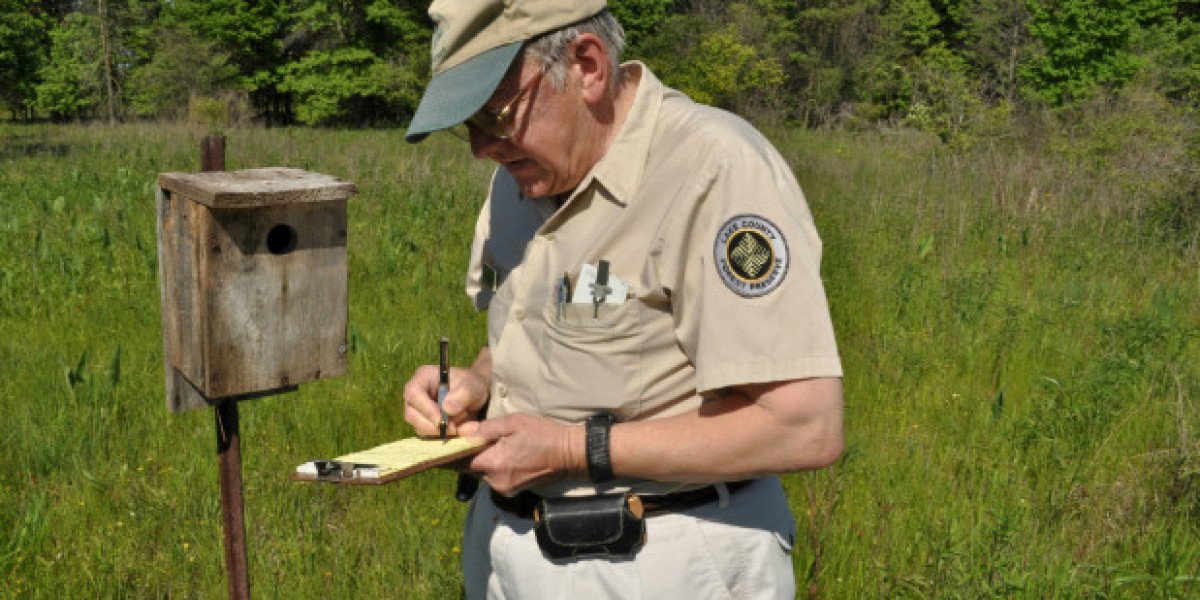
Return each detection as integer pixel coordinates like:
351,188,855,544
566,61,663,208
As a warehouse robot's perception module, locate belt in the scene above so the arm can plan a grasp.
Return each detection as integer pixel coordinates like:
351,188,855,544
490,480,752,520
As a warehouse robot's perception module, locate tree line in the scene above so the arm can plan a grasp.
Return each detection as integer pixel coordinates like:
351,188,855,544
2,0,1198,138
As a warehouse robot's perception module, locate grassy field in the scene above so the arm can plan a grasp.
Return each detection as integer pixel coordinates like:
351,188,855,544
0,122,1196,598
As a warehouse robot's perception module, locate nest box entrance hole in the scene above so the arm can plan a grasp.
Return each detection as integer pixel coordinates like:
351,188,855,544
266,223,298,255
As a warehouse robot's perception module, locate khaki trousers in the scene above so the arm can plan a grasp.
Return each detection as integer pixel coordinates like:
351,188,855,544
462,477,797,599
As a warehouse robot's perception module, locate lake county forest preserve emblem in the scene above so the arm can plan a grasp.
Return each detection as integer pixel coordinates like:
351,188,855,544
714,214,789,297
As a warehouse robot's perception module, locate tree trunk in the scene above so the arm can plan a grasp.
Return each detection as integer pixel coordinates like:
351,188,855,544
1006,0,1022,103
99,0,116,124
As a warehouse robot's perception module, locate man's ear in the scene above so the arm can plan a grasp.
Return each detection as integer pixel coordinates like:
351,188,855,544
572,33,609,104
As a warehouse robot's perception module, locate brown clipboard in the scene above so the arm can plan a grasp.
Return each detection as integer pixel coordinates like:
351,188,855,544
292,436,489,485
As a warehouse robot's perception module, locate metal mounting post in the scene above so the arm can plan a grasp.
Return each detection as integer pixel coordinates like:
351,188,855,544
203,135,249,600
216,400,249,600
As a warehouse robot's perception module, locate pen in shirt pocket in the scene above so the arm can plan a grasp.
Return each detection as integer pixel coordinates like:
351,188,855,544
556,272,570,318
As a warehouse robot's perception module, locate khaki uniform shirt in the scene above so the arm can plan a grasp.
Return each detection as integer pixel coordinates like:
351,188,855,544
465,63,841,496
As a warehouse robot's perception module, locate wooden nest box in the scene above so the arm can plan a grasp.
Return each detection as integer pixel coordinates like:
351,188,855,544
157,168,357,412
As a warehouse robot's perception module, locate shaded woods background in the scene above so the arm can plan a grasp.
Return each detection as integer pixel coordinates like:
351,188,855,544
1,1,1197,130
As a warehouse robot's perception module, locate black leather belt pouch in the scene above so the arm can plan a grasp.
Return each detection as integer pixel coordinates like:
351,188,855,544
533,492,646,559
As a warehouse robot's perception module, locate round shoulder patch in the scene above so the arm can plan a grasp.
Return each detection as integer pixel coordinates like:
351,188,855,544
714,214,789,298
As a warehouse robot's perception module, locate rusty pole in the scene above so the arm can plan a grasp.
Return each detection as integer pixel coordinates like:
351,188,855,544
201,136,226,172
215,401,249,600
203,135,249,600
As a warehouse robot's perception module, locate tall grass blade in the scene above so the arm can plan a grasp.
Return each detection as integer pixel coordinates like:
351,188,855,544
109,345,121,387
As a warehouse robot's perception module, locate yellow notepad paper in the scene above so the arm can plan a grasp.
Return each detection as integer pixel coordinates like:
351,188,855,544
294,436,488,485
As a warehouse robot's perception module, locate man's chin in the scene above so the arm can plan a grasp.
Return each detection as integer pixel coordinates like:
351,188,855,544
509,173,552,198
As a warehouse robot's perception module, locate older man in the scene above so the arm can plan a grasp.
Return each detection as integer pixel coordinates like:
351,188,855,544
402,1,843,597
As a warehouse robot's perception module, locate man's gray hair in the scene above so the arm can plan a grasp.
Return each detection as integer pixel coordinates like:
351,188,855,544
523,9,626,91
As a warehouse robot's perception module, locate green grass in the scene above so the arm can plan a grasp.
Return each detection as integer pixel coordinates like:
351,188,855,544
1,123,1196,598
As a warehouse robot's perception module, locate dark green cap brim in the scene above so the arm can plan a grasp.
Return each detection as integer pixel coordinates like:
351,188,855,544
405,42,524,143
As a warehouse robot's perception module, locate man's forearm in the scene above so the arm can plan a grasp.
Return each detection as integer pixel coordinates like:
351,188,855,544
595,377,844,484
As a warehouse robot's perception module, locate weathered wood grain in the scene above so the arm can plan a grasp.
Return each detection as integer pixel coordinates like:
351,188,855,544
157,168,357,208
157,169,355,411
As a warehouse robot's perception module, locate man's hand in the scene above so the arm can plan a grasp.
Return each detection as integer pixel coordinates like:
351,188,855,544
458,414,585,496
402,365,489,438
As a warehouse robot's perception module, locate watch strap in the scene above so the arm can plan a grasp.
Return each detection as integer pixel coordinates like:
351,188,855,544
585,412,616,483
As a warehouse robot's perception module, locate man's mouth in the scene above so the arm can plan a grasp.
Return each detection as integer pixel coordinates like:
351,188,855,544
504,159,538,176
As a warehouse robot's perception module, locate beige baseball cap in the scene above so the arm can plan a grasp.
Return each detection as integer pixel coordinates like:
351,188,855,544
405,0,606,143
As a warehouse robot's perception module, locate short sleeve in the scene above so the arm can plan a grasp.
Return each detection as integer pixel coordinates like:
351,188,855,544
661,139,842,393
465,196,495,311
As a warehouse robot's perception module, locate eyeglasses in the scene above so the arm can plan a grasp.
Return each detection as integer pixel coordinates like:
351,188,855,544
464,69,545,140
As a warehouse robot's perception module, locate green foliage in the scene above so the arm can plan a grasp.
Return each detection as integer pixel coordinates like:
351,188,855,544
887,0,943,51
278,47,423,126
6,0,1200,139
33,12,104,120
853,0,989,138
950,0,1032,104
1019,0,1173,106
126,26,238,120
0,0,50,120
187,95,230,132
686,26,785,109
165,0,286,71
781,2,879,124
608,0,672,50
163,0,290,120
362,0,434,47
901,44,992,145
1134,6,1200,105
1049,83,1200,247
641,13,785,111
273,0,430,126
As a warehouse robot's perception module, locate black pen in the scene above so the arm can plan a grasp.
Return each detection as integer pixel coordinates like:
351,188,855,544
437,337,449,439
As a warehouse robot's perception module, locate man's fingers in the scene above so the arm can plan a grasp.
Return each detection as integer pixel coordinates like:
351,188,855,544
458,420,483,438
466,415,515,442
442,366,487,416
402,364,449,436
404,399,441,437
403,364,493,438
403,365,438,404
408,405,471,438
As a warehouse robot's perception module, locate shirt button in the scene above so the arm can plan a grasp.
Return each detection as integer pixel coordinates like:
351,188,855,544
543,233,555,241
496,385,508,398
515,309,526,321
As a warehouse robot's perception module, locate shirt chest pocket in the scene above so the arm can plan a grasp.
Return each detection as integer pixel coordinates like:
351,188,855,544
539,299,644,420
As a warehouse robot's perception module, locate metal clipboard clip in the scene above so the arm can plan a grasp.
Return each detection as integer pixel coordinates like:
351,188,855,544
311,460,381,483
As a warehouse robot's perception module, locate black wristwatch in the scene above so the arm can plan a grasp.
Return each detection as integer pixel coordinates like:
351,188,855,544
585,412,617,483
